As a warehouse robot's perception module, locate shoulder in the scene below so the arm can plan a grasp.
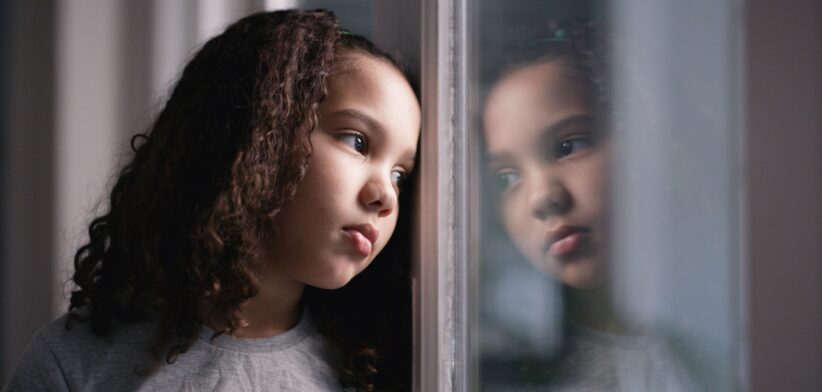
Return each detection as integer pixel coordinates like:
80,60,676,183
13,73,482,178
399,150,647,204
3,316,70,391
662,328,729,390
38,313,153,363
4,313,155,391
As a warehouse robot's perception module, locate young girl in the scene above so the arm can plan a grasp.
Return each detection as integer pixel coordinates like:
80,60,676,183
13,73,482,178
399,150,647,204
5,9,419,391
482,19,704,390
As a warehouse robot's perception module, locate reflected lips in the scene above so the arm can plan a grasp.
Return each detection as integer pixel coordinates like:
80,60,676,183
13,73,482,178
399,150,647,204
545,226,589,258
342,224,379,257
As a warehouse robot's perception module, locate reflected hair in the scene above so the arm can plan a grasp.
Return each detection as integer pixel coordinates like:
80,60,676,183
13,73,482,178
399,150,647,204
503,18,608,106
67,9,412,391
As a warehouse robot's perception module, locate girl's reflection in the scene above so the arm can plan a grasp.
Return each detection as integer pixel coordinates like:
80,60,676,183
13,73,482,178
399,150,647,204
482,19,701,390
484,19,614,330
484,46,608,292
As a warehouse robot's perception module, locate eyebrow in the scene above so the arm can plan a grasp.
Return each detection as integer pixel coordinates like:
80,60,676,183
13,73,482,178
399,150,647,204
486,114,594,165
486,151,514,166
400,152,417,172
327,108,383,134
537,114,595,151
541,114,594,139
398,145,417,171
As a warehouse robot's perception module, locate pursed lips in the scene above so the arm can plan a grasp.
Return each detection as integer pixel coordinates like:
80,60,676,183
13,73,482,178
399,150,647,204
544,225,590,258
342,223,379,256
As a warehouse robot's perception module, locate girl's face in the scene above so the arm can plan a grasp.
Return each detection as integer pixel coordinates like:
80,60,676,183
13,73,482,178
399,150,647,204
483,61,608,289
265,52,420,290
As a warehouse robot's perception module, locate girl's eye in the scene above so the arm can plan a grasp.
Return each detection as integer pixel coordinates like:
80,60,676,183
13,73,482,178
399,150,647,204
338,132,368,154
554,135,594,159
390,170,407,189
495,170,521,191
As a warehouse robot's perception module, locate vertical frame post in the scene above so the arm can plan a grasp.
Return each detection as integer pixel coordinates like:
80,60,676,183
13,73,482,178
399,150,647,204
415,0,474,390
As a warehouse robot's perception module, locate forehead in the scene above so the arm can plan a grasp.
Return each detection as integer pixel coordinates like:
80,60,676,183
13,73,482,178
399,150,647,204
322,52,421,150
327,50,409,95
483,61,591,150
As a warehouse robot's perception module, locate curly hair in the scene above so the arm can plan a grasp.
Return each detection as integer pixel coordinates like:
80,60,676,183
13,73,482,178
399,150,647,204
495,18,607,106
67,9,413,391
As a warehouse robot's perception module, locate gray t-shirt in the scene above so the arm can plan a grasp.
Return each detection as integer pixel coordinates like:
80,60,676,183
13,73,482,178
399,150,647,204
547,325,702,392
4,312,343,391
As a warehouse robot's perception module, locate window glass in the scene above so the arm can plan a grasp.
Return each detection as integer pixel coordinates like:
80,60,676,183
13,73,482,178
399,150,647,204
475,1,737,390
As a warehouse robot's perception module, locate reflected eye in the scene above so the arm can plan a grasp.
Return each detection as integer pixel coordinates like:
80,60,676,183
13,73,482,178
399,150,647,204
495,170,521,191
554,135,593,159
338,132,368,154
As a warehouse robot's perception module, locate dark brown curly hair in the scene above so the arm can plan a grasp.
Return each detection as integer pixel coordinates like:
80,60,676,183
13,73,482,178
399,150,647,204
507,18,607,106
66,9,414,391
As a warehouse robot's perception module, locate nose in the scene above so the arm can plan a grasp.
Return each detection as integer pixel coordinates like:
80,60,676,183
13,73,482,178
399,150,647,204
359,173,397,218
528,176,571,220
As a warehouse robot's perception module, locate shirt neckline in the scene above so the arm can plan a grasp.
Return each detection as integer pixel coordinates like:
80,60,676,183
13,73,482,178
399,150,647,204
197,310,314,353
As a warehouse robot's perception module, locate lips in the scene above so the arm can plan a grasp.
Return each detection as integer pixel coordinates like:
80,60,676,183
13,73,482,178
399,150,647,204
342,224,379,257
545,226,590,258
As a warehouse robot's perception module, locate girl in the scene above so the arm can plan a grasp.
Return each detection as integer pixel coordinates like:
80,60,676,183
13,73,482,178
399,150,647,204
5,9,419,392
482,19,703,390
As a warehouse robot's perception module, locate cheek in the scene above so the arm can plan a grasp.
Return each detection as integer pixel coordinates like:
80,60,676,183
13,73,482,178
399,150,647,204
566,153,608,220
297,153,351,206
499,192,538,247
375,210,400,252
498,193,520,232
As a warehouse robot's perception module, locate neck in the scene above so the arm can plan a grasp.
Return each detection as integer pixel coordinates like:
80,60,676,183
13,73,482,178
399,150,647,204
238,274,305,338
205,265,305,339
564,283,639,335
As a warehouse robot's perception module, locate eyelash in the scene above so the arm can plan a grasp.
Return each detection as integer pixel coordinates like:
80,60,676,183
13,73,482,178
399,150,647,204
391,170,408,191
338,131,410,193
492,134,595,192
553,134,594,160
338,131,369,154
494,169,521,191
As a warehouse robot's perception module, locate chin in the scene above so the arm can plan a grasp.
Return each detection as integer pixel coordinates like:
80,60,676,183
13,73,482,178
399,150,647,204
529,253,605,289
563,277,603,290
558,259,606,289
306,265,361,290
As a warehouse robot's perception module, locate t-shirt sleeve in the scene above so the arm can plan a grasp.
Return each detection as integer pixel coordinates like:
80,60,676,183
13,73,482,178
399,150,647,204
3,332,70,392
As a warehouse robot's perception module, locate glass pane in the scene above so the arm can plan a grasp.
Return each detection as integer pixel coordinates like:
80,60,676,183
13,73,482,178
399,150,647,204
474,1,737,390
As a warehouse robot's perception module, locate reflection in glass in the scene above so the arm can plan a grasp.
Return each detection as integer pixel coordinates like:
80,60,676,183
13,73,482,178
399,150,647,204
477,9,721,390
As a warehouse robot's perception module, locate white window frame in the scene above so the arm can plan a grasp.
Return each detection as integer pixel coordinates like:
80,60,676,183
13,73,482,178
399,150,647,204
415,0,477,390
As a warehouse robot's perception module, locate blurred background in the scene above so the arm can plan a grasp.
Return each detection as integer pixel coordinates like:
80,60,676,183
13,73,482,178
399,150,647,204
1,0,820,390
